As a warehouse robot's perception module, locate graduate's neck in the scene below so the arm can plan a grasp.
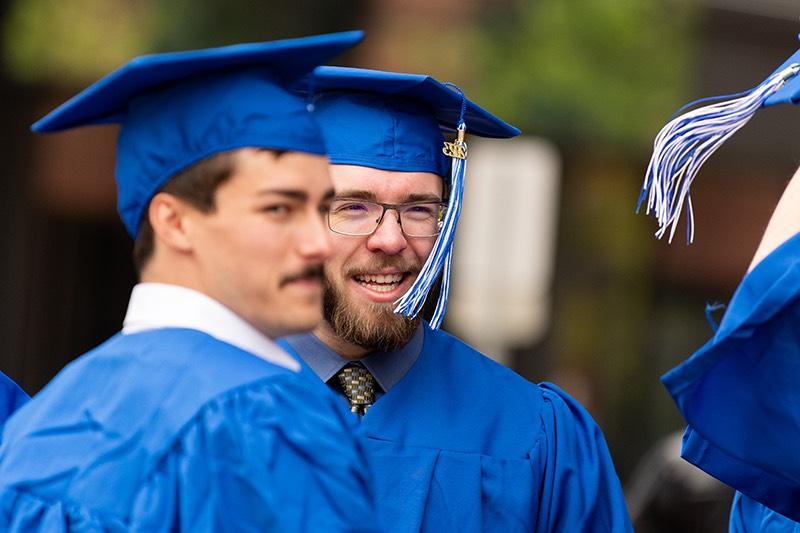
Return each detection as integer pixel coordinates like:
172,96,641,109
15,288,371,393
139,253,206,296
313,321,370,360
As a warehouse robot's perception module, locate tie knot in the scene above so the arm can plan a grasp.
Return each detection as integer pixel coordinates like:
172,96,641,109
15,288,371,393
337,363,377,416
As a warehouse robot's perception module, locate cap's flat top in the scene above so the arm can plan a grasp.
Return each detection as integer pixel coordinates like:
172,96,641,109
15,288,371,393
33,31,364,132
309,66,521,139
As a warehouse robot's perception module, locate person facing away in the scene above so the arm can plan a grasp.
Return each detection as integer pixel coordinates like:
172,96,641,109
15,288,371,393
661,163,800,532
0,34,380,532
277,66,633,533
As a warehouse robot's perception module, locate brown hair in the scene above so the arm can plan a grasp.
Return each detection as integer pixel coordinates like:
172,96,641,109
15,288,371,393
132,151,238,273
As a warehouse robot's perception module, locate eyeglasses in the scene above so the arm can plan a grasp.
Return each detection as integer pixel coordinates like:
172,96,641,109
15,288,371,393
327,198,446,237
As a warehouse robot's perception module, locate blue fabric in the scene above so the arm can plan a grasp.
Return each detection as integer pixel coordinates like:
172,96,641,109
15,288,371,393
281,323,632,532
31,32,364,236
306,66,521,177
764,48,800,107
308,66,521,139
0,372,28,428
662,231,800,522
314,91,450,177
0,328,377,532
730,492,800,532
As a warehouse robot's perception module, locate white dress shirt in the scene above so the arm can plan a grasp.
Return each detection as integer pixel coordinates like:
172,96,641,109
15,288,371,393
122,282,299,371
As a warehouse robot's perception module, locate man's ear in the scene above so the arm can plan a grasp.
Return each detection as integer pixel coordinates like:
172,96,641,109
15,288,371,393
147,192,194,253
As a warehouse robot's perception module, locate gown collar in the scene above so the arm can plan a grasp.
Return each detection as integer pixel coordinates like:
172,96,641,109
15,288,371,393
122,282,299,371
284,325,424,393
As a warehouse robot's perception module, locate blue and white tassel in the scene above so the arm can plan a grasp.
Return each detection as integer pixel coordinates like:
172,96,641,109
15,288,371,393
394,88,468,329
637,63,800,243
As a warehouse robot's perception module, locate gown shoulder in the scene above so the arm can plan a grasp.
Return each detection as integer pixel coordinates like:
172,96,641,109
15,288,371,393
0,329,377,532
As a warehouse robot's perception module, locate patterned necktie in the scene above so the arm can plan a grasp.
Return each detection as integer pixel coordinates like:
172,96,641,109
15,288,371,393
337,363,377,416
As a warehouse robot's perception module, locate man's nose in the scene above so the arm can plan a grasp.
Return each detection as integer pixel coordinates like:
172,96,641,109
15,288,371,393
299,209,333,260
366,209,408,255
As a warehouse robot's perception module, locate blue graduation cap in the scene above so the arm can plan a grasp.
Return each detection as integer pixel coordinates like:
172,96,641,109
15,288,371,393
637,43,800,243
33,31,364,237
305,66,521,329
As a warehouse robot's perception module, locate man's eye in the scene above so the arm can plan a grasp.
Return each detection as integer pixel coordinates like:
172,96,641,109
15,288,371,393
403,205,437,219
333,202,369,213
261,204,291,215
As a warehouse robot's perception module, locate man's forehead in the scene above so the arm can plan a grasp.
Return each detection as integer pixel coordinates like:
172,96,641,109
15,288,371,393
223,149,332,197
329,165,443,200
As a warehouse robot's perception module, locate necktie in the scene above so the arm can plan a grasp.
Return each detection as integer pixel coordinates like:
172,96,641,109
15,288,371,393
337,363,377,416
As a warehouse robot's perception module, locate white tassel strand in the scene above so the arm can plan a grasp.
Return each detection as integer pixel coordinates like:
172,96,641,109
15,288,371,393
639,63,800,243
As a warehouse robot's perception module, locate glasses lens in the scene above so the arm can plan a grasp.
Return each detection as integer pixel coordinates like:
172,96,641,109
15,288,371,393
400,203,445,237
328,199,383,235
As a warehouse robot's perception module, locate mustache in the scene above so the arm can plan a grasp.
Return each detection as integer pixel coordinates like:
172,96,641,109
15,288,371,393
342,255,421,278
280,264,324,287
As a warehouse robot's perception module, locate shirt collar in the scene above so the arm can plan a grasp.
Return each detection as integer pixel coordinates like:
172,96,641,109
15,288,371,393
284,325,424,392
122,282,300,371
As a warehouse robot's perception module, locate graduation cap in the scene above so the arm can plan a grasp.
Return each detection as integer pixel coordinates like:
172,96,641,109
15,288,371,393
305,66,521,329
32,31,364,237
637,44,800,243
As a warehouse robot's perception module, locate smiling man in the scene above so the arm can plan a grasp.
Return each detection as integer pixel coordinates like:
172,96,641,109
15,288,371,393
0,35,378,532
279,67,632,532
320,165,442,356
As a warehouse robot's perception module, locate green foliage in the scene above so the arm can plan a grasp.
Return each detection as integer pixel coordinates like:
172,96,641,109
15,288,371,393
475,0,698,150
3,0,155,84
2,0,364,84
146,0,365,52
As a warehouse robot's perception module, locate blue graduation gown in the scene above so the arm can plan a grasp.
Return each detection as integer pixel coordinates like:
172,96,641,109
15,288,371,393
662,231,800,526
281,325,632,532
0,328,377,532
0,372,28,427
730,492,799,532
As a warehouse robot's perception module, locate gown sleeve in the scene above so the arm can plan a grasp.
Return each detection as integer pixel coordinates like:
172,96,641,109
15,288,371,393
0,374,378,532
729,491,800,532
662,231,800,522
532,383,633,533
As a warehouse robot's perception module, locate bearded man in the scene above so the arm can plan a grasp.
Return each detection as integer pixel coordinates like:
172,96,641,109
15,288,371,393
279,66,632,533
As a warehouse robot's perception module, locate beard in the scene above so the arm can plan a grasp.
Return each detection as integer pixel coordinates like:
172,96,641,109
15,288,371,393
323,256,420,352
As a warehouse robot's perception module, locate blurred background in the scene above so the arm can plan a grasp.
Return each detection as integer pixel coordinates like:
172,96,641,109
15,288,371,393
1,0,799,529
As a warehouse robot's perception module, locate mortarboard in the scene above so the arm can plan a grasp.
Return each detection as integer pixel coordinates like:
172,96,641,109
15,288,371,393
637,42,800,243
304,66,521,329
33,31,364,237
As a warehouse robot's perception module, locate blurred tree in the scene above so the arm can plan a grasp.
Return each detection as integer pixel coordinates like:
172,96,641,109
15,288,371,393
2,0,366,85
472,0,702,479
3,0,153,83
475,0,697,150
147,0,366,53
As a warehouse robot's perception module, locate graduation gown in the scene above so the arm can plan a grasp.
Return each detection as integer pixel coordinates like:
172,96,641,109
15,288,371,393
281,325,632,532
0,372,28,427
730,492,799,532
0,328,376,532
662,231,800,526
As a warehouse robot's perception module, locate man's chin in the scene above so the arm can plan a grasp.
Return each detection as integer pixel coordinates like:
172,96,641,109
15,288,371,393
324,289,418,352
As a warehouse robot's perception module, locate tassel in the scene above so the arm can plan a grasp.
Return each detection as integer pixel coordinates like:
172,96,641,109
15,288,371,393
429,251,453,329
394,88,468,329
637,63,800,243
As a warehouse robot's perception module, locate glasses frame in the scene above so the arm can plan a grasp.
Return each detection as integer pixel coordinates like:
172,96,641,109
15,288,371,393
327,197,447,238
